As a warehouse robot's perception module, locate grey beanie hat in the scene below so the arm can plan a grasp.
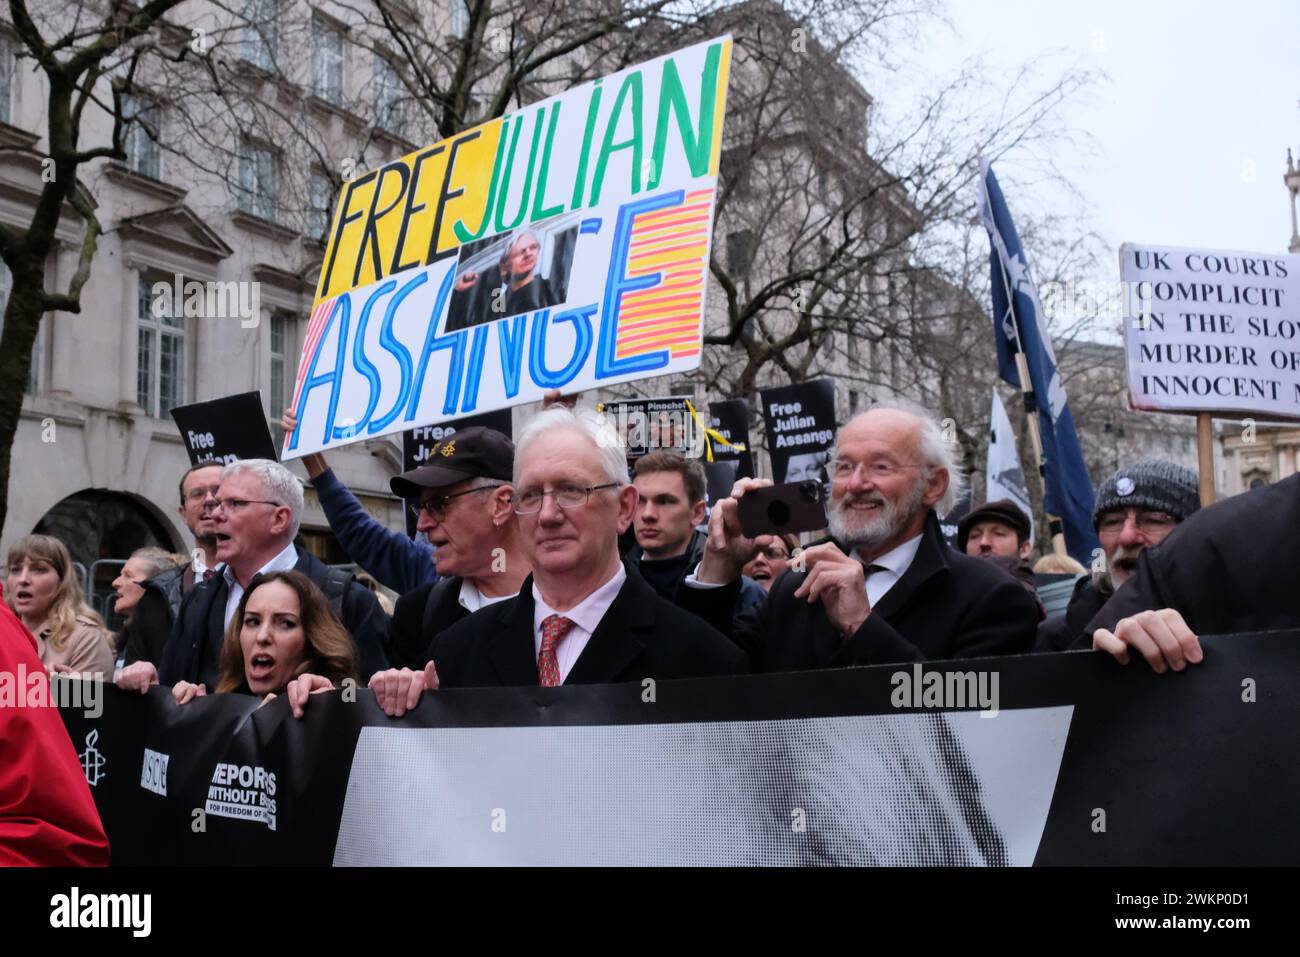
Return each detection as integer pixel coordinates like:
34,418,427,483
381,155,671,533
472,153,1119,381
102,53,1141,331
1092,459,1201,528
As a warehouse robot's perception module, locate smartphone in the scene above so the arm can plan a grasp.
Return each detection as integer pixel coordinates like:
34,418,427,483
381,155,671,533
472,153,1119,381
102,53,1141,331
737,481,827,538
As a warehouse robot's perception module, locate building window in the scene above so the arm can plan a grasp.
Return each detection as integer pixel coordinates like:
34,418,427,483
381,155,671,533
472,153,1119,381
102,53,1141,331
450,1,470,39
137,277,184,418
268,313,292,436
375,52,404,131
241,0,279,70
312,16,344,105
308,168,332,241
239,140,277,220
0,34,14,125
122,93,161,179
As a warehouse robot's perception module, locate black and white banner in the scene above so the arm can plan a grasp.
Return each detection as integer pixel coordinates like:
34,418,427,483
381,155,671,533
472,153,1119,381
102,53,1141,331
59,633,1300,866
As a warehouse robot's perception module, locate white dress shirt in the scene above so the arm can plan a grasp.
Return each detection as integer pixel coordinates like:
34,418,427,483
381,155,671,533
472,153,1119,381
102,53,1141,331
459,579,513,613
859,533,923,607
223,540,300,630
531,563,627,684
682,532,924,607
192,551,219,580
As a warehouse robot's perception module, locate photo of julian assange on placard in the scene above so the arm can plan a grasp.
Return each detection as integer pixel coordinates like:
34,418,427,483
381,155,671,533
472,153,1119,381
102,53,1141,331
443,216,581,333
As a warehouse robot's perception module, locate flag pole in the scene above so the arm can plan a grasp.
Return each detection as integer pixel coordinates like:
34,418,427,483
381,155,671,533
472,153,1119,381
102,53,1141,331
991,249,1069,557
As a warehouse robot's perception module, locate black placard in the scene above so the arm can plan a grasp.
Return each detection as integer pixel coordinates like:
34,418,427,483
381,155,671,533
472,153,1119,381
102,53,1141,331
759,380,836,484
706,398,755,477
704,460,740,504
170,392,279,465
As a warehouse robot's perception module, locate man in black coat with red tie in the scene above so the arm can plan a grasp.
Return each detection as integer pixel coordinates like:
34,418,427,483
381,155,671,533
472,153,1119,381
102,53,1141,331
678,402,1039,669
351,406,747,716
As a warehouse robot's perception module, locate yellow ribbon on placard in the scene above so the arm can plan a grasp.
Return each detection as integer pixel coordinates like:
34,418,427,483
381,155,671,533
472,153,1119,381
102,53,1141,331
686,399,747,463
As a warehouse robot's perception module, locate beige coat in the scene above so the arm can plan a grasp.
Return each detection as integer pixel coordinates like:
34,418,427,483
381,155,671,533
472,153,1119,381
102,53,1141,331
33,616,115,676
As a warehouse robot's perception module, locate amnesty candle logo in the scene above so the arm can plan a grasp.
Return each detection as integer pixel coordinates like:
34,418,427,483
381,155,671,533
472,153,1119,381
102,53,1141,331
205,762,278,831
79,729,107,786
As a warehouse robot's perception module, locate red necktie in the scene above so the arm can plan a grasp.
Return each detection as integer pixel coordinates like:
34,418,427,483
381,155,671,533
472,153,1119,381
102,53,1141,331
538,615,575,687
202,568,216,583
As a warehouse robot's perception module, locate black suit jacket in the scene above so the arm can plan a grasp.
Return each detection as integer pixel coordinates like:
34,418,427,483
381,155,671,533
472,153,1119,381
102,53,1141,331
387,577,471,670
678,512,1038,671
1036,576,1108,652
428,561,749,687
159,546,391,687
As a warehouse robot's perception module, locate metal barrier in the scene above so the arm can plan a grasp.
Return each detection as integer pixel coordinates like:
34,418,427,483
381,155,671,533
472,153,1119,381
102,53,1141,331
87,559,127,631
72,561,89,596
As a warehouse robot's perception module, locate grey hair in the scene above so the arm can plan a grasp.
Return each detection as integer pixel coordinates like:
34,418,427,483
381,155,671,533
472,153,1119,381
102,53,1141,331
842,399,967,515
129,546,186,579
498,229,540,270
221,458,305,538
514,406,630,487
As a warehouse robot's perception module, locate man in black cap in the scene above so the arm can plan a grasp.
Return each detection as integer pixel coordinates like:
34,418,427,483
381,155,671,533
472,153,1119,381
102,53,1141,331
958,499,1032,562
1035,459,1200,652
957,499,1042,616
379,427,531,672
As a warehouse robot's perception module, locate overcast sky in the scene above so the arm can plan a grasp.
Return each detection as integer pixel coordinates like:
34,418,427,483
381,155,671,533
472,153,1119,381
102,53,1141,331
864,0,1300,264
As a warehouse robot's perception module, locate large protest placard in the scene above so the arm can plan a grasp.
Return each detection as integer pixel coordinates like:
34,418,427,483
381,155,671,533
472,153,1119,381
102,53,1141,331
282,38,732,460
170,392,279,465
1121,243,1300,420
759,379,837,483
59,633,1300,866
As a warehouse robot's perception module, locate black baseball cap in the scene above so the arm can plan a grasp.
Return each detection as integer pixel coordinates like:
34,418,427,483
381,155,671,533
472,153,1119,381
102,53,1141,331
389,427,514,498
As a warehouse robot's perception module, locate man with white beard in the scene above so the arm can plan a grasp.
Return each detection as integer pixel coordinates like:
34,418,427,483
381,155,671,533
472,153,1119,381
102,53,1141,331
679,402,1039,669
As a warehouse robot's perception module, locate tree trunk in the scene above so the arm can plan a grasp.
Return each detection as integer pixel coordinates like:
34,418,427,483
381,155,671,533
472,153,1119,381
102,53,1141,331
0,258,50,540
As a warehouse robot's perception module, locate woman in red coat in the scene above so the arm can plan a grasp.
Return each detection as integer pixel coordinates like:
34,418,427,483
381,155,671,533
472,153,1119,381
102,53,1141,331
0,582,109,866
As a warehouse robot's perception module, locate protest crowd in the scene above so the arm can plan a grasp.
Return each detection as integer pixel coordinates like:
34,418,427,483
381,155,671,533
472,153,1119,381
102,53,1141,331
6,378,1296,865
0,21,1295,873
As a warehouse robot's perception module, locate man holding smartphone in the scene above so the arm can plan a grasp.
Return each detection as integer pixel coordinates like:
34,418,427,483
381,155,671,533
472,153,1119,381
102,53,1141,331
680,401,1038,669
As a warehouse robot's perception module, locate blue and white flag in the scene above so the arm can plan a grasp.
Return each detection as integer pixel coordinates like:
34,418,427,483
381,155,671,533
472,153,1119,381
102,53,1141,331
977,161,1097,564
